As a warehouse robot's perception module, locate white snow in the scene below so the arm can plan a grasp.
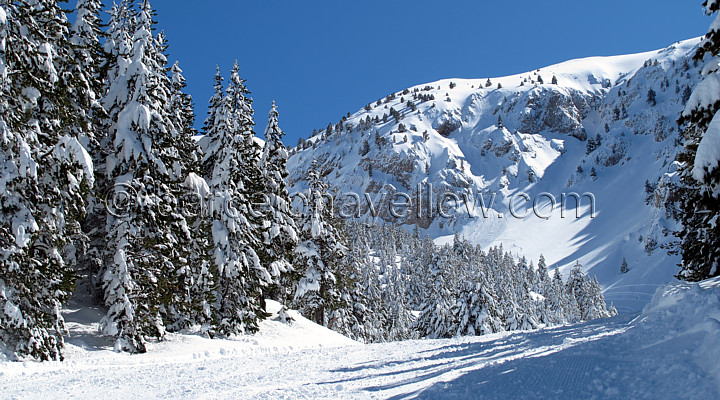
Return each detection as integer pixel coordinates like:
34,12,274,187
684,71,720,118
183,172,210,199
56,135,94,185
693,111,720,186
2,301,23,327
289,37,705,313
2,281,719,398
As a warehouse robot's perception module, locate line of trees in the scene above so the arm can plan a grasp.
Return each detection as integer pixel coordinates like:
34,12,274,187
0,0,334,360
0,0,618,361
337,222,615,342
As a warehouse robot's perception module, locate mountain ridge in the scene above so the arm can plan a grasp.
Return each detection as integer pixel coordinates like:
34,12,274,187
288,37,702,313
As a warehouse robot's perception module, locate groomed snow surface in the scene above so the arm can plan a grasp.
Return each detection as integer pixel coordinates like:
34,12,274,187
2,280,719,399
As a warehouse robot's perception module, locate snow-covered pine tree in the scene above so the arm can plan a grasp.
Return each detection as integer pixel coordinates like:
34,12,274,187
258,102,298,301
69,0,105,147
536,254,550,289
200,61,271,336
672,0,720,281
154,51,204,332
383,269,416,341
100,1,193,352
162,60,214,331
416,246,458,338
291,160,348,325
70,0,109,301
94,0,132,296
168,60,198,171
404,233,435,309
564,262,615,321
199,66,224,178
531,255,553,324
182,172,217,334
100,0,133,102
0,0,93,360
580,276,616,320
564,262,587,321
339,220,416,342
497,269,537,331
325,238,370,341
452,277,504,336
543,269,568,324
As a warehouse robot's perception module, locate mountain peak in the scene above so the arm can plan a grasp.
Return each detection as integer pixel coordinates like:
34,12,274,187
289,37,702,312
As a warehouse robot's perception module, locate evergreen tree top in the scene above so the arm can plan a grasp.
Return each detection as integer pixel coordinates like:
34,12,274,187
265,101,282,139
228,60,254,121
261,100,288,171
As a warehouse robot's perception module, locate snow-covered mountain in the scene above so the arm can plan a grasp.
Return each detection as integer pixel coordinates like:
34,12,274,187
288,37,703,313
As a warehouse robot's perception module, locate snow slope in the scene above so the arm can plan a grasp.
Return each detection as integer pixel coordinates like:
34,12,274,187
289,37,703,313
2,279,719,399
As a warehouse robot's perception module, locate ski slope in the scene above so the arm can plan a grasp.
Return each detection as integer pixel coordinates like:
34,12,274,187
2,279,719,399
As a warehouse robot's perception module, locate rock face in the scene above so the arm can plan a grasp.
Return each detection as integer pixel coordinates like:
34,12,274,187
287,38,703,312
518,88,591,140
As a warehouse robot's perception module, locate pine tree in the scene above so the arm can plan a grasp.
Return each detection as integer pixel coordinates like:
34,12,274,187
620,257,629,273
69,0,106,146
416,248,458,338
359,139,370,156
326,239,376,342
70,0,110,304
565,262,614,320
100,1,193,352
200,61,271,336
182,172,217,334
546,269,577,324
580,276,615,320
158,56,204,332
168,61,199,171
453,278,503,336
199,66,224,178
291,160,348,325
536,254,550,292
672,0,720,281
259,101,298,302
0,0,93,360
565,262,586,305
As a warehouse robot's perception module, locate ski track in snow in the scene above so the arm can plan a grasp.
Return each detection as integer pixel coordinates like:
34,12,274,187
1,311,717,399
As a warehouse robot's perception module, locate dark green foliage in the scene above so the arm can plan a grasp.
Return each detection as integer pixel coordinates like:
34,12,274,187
670,1,720,281
0,0,92,360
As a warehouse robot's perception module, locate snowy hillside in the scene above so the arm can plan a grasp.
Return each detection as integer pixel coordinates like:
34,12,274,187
2,278,719,399
289,37,703,313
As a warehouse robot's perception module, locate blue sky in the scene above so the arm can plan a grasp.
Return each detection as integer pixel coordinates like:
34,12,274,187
145,0,710,145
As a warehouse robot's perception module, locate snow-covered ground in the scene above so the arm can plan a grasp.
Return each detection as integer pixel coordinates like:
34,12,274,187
2,279,719,399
